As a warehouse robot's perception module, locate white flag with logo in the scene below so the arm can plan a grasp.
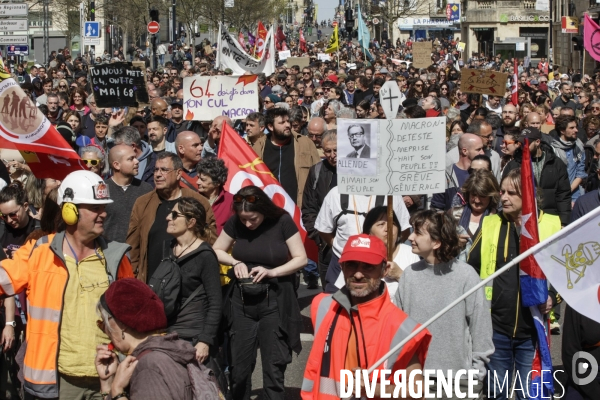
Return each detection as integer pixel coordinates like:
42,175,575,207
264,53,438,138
533,208,600,323
216,23,275,76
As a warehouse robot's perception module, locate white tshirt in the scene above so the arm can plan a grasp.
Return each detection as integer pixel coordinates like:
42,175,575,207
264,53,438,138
314,186,411,258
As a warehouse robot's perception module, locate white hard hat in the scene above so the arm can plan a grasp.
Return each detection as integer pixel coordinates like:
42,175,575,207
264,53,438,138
57,170,113,206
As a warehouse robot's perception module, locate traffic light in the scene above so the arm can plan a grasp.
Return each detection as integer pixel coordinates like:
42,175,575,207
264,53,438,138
572,35,584,51
149,8,159,22
90,1,95,21
345,8,354,34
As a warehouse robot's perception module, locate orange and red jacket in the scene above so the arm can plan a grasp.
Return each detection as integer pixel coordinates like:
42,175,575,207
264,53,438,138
0,231,133,398
301,285,432,400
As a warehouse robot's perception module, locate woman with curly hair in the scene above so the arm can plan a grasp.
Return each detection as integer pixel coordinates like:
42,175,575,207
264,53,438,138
406,78,425,99
395,209,493,397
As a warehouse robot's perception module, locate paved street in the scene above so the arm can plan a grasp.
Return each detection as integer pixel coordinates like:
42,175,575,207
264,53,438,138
249,285,568,399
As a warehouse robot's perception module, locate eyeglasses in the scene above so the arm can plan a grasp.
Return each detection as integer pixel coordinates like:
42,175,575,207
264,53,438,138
592,107,600,111
154,167,175,175
169,210,185,220
264,100,272,104
303,72,311,75
502,140,517,145
308,133,323,138
349,132,365,138
59,85,67,88
415,84,423,87
0,208,20,221
83,159,100,166
233,194,258,203
315,91,324,95
575,86,583,89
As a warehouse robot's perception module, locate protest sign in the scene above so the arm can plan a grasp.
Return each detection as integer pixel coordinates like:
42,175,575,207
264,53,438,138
286,57,310,69
183,75,259,121
317,53,331,61
278,50,291,60
460,68,509,96
379,81,401,119
89,62,148,108
456,42,465,52
412,42,432,68
337,117,446,196
216,23,275,76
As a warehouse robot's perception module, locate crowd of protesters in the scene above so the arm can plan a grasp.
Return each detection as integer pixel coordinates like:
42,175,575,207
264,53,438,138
0,32,596,400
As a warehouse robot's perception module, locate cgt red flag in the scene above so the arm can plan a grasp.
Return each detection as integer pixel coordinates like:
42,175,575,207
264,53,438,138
217,122,318,260
276,26,286,51
0,78,85,179
255,22,268,58
299,29,307,53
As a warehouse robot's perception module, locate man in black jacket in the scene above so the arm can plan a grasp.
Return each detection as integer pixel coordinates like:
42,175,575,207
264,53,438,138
302,130,337,288
503,127,572,226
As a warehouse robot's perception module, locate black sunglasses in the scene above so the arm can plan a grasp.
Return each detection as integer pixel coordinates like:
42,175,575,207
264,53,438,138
233,194,258,203
169,210,185,220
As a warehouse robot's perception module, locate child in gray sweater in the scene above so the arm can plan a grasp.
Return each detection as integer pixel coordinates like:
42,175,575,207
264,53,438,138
395,210,494,391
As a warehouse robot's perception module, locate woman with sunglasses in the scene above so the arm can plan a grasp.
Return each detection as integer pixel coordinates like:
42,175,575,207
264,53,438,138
407,79,425,99
213,185,306,400
80,145,107,178
499,128,522,173
439,83,450,100
0,181,40,393
164,197,221,366
57,78,70,94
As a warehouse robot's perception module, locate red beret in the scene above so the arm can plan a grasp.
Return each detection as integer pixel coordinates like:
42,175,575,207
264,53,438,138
102,278,167,333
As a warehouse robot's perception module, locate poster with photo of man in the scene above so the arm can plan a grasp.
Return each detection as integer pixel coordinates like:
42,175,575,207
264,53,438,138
337,119,378,176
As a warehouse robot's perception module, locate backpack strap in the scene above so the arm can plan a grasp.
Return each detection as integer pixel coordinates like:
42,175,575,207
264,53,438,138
162,240,173,261
180,284,205,311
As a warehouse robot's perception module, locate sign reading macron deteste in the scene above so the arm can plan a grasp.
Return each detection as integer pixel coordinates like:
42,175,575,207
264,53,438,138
89,62,148,108
337,117,446,196
183,75,259,121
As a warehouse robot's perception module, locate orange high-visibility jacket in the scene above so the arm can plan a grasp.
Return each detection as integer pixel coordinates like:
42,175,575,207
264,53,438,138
301,285,432,400
0,231,133,398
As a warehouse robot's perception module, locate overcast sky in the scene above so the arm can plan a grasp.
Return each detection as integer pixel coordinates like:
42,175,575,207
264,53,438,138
314,0,336,22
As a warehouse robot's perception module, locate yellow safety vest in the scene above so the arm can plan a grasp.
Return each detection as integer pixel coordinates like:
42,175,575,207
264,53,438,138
476,211,561,302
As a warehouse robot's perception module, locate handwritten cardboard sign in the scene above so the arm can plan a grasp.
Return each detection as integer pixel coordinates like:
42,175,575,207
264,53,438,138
337,117,446,196
183,75,259,121
286,56,310,69
412,42,432,68
461,69,509,96
278,50,291,60
89,62,148,108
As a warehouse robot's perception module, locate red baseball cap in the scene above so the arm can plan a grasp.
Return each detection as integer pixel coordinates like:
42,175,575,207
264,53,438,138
339,234,387,265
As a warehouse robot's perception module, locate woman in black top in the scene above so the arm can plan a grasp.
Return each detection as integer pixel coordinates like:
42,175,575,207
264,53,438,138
165,197,221,364
213,186,307,400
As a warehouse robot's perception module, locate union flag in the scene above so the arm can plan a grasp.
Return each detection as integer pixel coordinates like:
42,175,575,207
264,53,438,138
217,122,318,260
0,75,85,179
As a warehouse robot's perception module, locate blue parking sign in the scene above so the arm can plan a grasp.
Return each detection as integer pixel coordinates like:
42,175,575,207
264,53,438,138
84,21,100,38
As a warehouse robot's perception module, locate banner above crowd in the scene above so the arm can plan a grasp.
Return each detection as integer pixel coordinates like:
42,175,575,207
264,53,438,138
216,23,276,76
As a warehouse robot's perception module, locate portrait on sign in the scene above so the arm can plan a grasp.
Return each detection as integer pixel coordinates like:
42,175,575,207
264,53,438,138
337,119,378,176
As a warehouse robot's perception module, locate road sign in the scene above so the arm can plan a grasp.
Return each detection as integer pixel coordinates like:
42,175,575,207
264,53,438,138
0,19,27,32
84,21,101,38
332,21,338,27
7,45,28,55
0,36,27,44
0,4,27,17
147,21,160,34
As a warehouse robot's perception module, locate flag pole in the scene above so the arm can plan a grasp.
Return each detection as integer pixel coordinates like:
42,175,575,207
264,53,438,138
366,204,600,375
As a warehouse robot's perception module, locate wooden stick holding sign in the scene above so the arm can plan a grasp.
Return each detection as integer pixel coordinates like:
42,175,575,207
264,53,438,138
379,81,402,260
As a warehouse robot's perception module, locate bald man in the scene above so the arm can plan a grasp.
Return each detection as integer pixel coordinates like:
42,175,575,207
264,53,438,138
432,133,484,210
104,144,153,242
202,115,234,158
307,117,327,150
494,104,518,153
176,130,203,190
524,112,553,146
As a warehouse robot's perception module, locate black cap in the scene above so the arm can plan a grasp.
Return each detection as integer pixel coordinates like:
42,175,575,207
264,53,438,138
171,99,183,107
520,127,542,143
402,98,419,108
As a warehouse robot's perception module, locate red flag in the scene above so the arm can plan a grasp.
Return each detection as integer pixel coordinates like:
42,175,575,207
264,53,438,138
276,26,286,51
299,29,307,53
217,122,318,260
238,31,246,49
511,58,518,107
520,138,544,280
0,77,85,179
255,22,268,58
584,14,600,62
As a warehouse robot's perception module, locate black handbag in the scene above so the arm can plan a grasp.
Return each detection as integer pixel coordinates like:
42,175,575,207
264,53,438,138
237,277,269,301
